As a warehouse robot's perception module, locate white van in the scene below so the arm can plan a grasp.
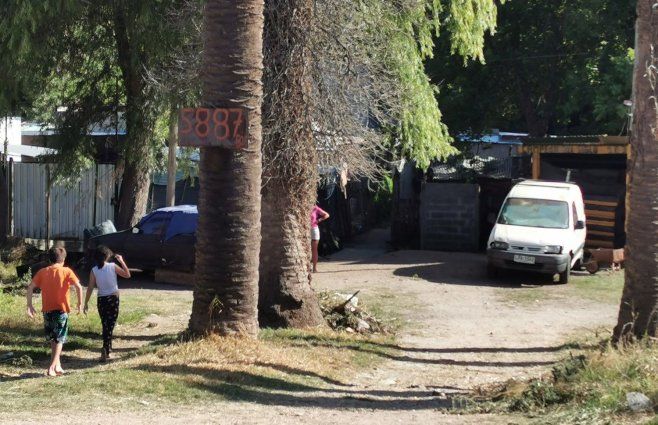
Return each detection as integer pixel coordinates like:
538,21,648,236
486,180,586,284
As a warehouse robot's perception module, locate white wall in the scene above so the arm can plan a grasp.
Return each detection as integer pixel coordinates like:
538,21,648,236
0,116,23,161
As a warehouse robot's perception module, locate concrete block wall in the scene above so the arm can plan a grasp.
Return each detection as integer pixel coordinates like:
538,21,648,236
420,183,480,252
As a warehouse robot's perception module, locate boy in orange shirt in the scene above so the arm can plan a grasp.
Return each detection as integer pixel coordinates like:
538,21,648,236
26,247,83,377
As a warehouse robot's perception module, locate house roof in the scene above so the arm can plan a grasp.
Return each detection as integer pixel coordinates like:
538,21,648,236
5,144,56,157
521,135,629,146
22,114,127,137
518,135,629,156
458,131,526,145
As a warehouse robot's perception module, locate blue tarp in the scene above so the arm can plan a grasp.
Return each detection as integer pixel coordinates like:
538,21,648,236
139,205,198,240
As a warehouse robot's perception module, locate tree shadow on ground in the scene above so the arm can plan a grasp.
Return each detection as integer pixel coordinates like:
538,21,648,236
276,332,590,354
0,324,181,381
274,332,576,368
322,249,564,289
135,364,456,411
393,262,558,288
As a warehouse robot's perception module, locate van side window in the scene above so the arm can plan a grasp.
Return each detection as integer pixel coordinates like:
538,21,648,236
572,202,578,228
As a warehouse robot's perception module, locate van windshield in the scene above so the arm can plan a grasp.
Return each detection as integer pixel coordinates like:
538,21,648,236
497,198,569,229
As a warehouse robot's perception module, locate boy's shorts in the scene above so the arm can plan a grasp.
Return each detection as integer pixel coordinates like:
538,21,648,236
43,311,69,344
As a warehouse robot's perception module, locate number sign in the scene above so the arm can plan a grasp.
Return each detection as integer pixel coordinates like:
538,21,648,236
178,107,249,149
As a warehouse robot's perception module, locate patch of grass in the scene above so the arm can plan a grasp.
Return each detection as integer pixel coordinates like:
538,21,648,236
501,285,556,306
569,271,624,304
0,289,187,372
262,327,397,369
0,289,399,414
499,271,624,307
0,261,17,282
1,367,210,410
473,340,658,424
0,259,31,295
0,329,397,413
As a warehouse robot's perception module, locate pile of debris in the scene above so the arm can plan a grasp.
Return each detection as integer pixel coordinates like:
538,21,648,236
0,238,41,294
0,237,42,265
317,290,389,334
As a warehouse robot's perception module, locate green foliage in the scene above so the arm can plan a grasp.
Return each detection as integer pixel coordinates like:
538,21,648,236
508,355,584,411
373,175,393,205
372,175,394,223
429,0,635,136
446,0,500,63
592,48,634,129
374,0,500,170
479,340,658,423
0,0,198,182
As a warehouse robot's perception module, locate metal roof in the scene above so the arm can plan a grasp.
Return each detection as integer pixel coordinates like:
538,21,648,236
6,144,56,157
22,114,127,137
458,132,525,145
521,135,629,146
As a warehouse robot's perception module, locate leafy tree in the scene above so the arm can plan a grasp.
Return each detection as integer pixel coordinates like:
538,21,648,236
428,0,635,137
382,0,501,169
1,1,190,228
258,0,501,328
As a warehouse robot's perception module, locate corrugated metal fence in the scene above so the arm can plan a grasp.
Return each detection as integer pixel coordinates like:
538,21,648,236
11,163,115,241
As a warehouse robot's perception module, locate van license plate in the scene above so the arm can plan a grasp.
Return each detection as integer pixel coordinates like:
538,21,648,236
514,255,536,264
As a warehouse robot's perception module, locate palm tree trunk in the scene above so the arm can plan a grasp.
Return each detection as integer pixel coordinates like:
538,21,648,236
188,0,264,337
258,0,325,328
259,183,325,328
613,0,658,341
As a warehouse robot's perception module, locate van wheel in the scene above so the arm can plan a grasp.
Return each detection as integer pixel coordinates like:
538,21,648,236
558,267,570,284
487,264,499,279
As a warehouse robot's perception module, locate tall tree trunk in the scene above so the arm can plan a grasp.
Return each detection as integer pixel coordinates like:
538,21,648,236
117,153,152,228
613,0,658,342
258,0,325,328
189,0,264,336
115,94,154,228
259,183,325,328
113,4,155,229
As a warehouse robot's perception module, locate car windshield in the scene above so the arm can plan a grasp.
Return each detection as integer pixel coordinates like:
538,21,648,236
497,198,569,229
139,213,171,236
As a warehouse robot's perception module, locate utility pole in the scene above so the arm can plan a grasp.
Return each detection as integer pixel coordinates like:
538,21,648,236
166,107,177,207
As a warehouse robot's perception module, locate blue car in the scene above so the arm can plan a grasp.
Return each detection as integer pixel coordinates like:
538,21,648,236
86,205,198,272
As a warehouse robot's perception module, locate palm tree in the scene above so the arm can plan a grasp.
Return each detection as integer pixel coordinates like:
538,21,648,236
188,0,264,336
258,0,325,328
259,184,325,328
613,0,658,341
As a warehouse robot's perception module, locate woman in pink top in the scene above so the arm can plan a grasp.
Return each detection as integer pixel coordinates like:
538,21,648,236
310,205,330,273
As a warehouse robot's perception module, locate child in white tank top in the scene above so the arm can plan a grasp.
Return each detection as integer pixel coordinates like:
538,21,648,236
83,245,131,361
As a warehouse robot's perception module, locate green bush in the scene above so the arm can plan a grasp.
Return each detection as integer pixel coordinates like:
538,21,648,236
371,175,393,224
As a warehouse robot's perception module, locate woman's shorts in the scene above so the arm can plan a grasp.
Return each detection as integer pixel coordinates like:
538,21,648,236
311,226,320,241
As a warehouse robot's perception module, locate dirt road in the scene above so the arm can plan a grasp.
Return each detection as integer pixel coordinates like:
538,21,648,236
3,229,621,424
315,230,617,394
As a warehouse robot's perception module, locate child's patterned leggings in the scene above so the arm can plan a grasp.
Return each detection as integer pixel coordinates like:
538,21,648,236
97,295,120,352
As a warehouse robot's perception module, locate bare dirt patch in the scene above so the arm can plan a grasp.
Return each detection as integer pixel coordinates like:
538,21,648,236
315,245,620,394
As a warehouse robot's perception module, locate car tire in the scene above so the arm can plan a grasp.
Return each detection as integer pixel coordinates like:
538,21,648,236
558,267,570,284
487,263,499,279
